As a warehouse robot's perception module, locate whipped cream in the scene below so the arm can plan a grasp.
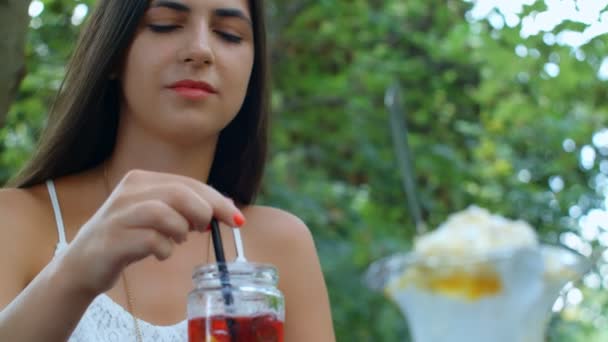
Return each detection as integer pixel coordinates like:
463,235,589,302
414,205,538,258
381,206,587,304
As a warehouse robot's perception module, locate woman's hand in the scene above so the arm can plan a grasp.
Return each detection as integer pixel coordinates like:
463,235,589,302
60,169,244,296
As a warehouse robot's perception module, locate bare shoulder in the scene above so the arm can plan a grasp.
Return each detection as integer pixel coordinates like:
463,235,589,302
240,205,319,271
0,186,56,281
241,205,336,341
245,205,310,232
242,205,314,250
0,185,52,230
0,186,48,235
240,204,320,276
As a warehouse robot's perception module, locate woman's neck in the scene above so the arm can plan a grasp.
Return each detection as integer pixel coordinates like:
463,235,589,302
107,119,219,186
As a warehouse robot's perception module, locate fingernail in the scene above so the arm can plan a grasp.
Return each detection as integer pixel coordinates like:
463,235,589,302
233,213,246,227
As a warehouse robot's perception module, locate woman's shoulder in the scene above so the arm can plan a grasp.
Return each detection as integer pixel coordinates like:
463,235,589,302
240,205,319,265
243,205,312,242
0,185,57,271
0,185,55,244
0,185,51,228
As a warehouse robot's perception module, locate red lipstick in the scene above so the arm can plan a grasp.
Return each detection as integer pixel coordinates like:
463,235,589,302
168,80,217,100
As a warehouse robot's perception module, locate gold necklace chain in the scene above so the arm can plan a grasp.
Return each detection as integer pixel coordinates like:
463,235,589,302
122,272,143,342
103,164,143,342
103,164,215,341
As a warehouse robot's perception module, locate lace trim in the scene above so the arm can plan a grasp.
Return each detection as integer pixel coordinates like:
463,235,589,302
69,293,187,342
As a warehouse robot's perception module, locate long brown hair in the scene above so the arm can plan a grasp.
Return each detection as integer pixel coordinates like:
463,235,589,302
9,0,269,205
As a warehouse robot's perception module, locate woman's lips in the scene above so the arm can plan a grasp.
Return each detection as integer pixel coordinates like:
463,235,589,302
168,80,217,100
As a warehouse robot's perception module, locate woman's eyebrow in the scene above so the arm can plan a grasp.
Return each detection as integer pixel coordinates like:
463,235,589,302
149,0,190,13
147,3,251,27
214,8,252,26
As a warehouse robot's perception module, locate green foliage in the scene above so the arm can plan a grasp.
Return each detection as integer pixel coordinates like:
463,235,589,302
3,1,608,341
262,1,608,340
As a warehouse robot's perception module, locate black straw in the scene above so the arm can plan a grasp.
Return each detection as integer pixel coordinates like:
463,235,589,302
210,218,238,339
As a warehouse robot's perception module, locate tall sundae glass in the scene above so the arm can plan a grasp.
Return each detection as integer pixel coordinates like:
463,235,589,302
366,206,590,342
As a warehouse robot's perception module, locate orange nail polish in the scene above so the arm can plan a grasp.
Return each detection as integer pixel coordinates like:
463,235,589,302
233,213,246,227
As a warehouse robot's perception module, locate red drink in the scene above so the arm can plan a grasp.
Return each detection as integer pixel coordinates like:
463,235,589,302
188,263,285,342
188,314,284,342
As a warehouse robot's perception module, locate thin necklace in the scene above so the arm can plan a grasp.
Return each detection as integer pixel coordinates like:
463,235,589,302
103,164,143,342
122,272,143,342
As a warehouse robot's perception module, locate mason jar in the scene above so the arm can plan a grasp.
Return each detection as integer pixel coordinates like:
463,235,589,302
187,262,285,342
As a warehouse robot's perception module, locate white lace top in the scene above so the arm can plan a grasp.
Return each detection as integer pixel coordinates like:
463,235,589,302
63,293,187,342
47,180,201,341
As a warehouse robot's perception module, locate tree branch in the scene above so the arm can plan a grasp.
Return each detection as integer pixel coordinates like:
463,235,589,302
0,0,30,127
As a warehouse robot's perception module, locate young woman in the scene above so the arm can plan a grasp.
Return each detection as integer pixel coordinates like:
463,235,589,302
0,0,335,341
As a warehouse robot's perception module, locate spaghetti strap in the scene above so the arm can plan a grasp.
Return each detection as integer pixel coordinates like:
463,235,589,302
46,180,68,253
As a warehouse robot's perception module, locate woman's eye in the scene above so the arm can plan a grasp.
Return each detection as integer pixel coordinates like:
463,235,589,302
215,31,243,43
148,24,180,33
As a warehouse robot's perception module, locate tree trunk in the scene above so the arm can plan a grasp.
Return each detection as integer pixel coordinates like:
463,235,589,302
0,0,30,127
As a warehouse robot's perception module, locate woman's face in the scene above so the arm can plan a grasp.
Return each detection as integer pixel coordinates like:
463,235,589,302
119,0,254,144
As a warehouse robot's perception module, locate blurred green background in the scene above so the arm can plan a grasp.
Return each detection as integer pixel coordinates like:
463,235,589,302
2,0,608,340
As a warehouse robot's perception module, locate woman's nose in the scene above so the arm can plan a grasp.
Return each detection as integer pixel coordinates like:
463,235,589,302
178,25,215,67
